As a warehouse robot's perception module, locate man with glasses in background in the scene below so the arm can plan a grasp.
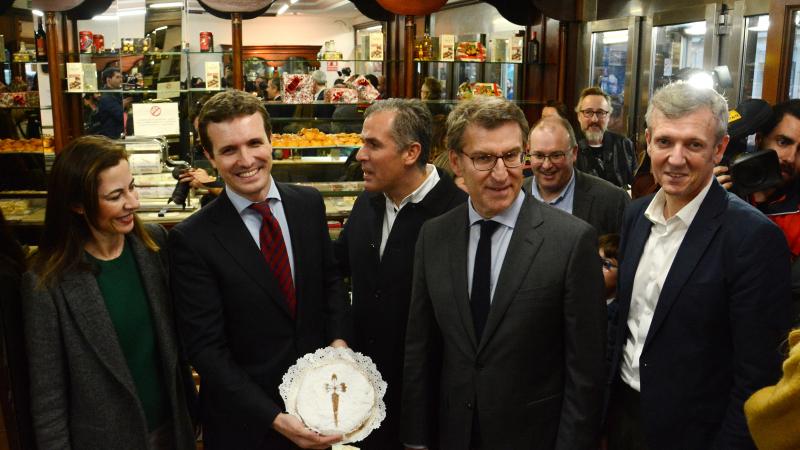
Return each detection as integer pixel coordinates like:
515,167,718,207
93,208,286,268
402,97,606,450
575,87,638,189
523,116,630,235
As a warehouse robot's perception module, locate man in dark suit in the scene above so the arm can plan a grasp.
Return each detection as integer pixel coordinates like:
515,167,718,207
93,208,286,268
523,115,630,235
168,90,351,450
606,82,795,450
402,97,606,450
334,99,466,450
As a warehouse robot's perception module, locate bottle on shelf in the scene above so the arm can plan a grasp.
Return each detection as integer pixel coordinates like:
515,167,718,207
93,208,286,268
35,18,46,61
527,31,540,64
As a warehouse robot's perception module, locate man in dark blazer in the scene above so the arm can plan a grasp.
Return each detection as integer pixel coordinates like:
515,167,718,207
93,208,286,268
606,82,795,450
334,99,466,449
402,97,606,450
523,116,630,235
168,90,351,450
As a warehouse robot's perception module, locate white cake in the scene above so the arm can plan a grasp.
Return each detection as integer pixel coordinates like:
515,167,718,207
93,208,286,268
295,361,376,435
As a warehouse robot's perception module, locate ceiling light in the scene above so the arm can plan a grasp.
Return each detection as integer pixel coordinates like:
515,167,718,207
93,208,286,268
149,2,184,8
277,3,289,14
600,30,628,44
32,10,44,17
686,72,714,90
118,8,147,16
748,15,769,32
684,22,707,36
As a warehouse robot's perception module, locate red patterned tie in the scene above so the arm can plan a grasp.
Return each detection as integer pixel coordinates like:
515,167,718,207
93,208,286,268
249,202,297,319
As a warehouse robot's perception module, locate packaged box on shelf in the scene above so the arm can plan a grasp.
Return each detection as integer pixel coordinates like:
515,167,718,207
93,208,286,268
369,32,384,61
325,88,359,103
491,39,509,62
456,41,486,62
510,37,524,63
440,34,455,61
66,63,98,92
282,73,314,104
0,91,38,108
345,75,380,102
472,82,502,97
205,62,222,90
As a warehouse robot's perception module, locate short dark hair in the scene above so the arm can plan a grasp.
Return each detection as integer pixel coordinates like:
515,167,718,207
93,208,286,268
101,67,120,86
198,90,272,155
543,99,569,119
364,98,432,169
576,86,612,114
598,233,620,260
447,97,529,153
32,136,156,287
364,74,379,89
763,100,800,138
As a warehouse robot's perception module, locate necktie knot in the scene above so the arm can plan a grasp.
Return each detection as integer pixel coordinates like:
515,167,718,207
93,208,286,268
479,220,500,239
249,201,273,219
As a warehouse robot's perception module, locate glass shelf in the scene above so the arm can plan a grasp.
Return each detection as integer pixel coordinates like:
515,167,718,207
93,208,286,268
0,106,51,110
414,59,522,65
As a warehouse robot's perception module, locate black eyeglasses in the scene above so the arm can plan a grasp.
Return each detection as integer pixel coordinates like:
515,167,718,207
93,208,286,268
579,109,609,119
463,150,525,171
602,258,617,271
529,149,572,164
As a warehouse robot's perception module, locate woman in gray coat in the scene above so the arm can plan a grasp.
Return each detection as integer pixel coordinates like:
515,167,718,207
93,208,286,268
22,136,196,450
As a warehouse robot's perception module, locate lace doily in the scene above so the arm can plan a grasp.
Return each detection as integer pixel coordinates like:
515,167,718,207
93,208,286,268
279,347,387,443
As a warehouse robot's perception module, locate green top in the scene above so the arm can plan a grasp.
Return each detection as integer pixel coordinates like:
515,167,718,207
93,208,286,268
88,242,168,432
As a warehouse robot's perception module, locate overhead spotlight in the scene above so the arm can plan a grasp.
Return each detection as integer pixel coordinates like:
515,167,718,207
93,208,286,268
686,71,714,90
149,2,184,8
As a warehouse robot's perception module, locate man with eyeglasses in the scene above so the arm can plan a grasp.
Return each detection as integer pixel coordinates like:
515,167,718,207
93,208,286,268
402,97,606,450
523,116,630,235
574,87,638,189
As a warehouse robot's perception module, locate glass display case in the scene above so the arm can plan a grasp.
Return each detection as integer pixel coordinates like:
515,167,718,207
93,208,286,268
651,20,707,94
586,16,641,136
739,15,768,101
786,11,800,99
412,3,523,103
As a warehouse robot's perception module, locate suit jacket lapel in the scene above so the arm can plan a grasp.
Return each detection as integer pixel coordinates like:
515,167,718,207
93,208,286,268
572,171,593,222
478,196,544,353
212,191,292,319
448,207,478,350
643,182,726,350
368,192,385,262
61,269,138,397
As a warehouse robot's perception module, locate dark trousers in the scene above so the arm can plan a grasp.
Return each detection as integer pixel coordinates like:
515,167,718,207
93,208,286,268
607,378,649,450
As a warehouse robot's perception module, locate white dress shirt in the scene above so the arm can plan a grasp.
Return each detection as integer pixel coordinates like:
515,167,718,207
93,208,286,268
226,177,296,282
380,164,440,258
466,190,525,302
620,176,713,391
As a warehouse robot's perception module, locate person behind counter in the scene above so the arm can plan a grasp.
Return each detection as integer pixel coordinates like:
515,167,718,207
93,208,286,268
22,136,197,450
94,67,132,139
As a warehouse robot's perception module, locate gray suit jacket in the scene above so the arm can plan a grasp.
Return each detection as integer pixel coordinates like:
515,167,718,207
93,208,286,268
523,170,630,235
401,194,606,450
22,225,195,450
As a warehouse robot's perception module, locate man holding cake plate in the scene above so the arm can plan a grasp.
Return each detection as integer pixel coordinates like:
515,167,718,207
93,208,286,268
169,90,352,450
